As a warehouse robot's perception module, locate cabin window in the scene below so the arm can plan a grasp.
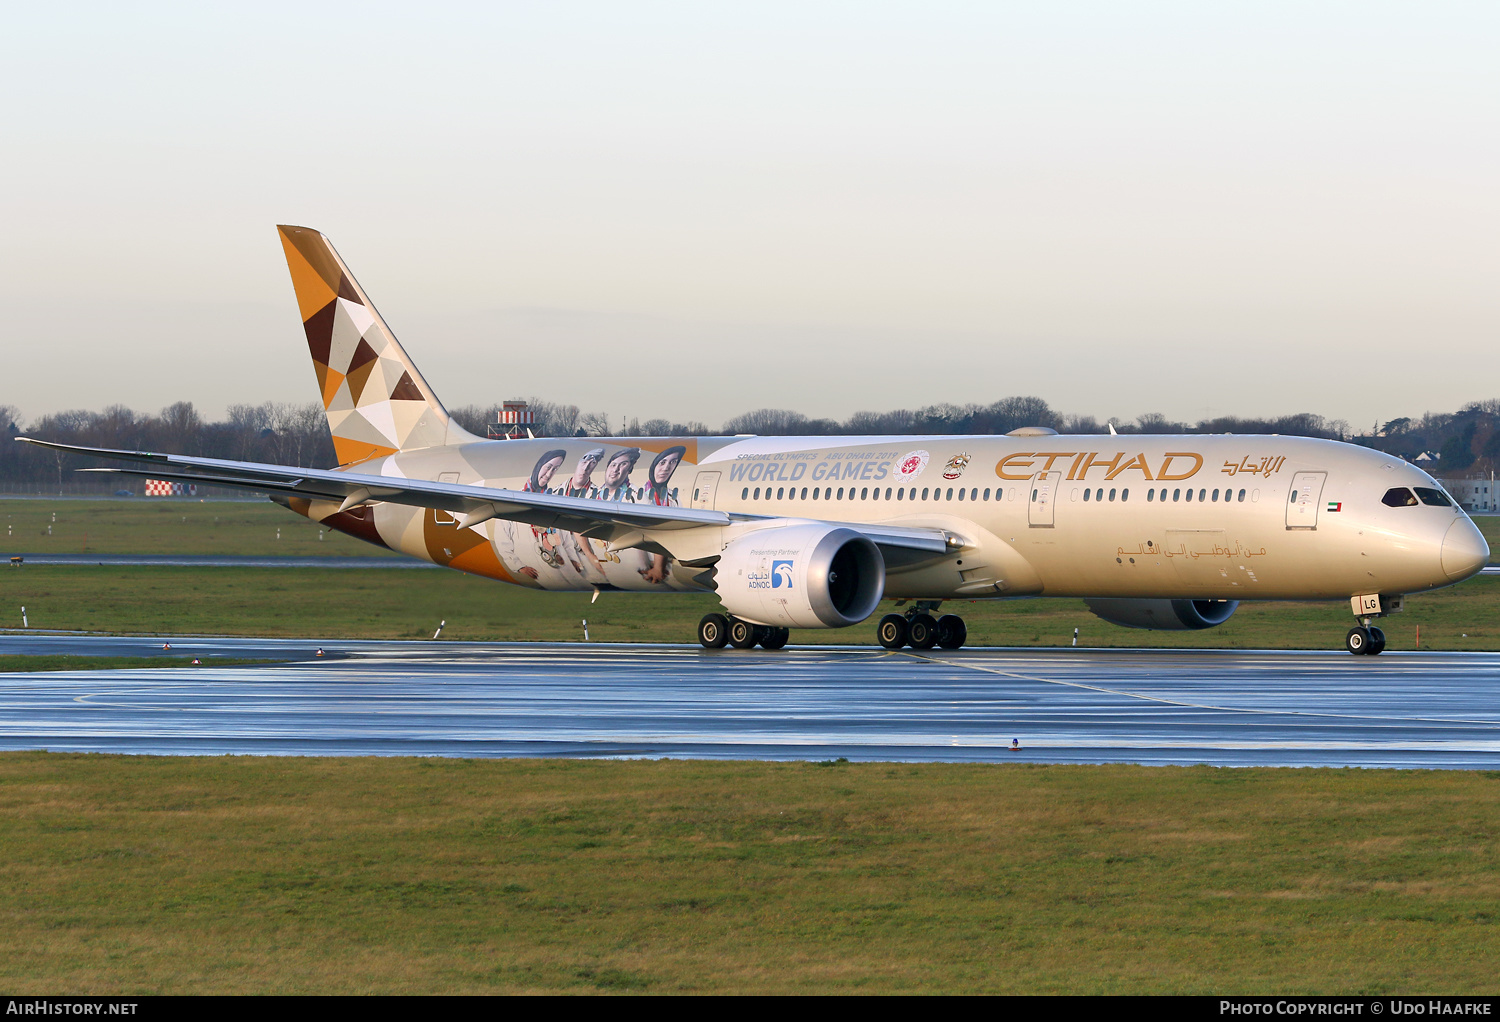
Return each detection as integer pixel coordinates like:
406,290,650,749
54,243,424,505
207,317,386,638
742,487,749,499
1185,489,1193,502
896,488,904,500
984,488,991,500
1211,489,1219,502
885,487,892,499
1290,490,1298,504
1147,488,1155,502
1084,488,1091,501
1095,488,1103,502
861,487,869,500
776,487,784,499
1121,488,1129,501
1108,488,1116,501
753,487,760,499
957,488,965,501
837,487,845,499
1238,489,1246,501
1173,488,1181,501
1199,489,1206,502
946,488,954,500
970,488,978,501
922,487,930,500
1382,487,1419,507
801,487,808,499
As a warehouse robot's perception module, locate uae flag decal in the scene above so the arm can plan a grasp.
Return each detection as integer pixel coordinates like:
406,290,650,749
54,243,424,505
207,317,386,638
1327,501,1343,512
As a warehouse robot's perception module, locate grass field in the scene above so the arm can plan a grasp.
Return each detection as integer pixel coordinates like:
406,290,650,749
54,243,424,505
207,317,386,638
0,752,1496,994
2,565,1496,650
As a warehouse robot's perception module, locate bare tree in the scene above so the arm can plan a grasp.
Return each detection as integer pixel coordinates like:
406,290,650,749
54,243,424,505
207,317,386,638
578,411,613,437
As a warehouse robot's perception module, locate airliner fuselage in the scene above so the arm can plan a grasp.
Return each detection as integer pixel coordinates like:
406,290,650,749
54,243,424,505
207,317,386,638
291,431,1483,607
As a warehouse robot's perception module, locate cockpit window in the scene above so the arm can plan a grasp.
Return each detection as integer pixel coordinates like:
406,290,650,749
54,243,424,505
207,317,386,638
1381,487,1419,508
1414,487,1453,507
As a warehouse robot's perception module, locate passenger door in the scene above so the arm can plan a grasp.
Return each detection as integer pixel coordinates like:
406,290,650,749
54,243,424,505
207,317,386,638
1285,471,1326,529
691,471,720,510
1028,471,1060,527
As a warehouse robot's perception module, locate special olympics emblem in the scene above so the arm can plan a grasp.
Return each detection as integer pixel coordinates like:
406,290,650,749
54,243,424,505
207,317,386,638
942,452,972,480
897,450,929,480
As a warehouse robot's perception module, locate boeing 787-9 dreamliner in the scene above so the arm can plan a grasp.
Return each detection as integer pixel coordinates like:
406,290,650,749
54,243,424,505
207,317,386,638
21,226,1490,655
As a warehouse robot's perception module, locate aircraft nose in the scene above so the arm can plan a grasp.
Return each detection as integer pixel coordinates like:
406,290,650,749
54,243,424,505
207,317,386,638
1441,518,1490,581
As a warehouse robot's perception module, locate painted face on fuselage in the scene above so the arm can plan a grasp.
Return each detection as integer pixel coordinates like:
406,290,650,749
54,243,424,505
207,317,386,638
536,456,563,489
605,456,632,487
653,452,682,485
571,455,601,489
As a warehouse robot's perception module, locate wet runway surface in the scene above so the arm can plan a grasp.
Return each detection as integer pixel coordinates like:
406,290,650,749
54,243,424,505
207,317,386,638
2,635,1498,767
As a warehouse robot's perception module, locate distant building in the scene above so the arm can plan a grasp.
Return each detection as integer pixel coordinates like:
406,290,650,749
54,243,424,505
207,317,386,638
486,400,535,439
1440,474,1497,513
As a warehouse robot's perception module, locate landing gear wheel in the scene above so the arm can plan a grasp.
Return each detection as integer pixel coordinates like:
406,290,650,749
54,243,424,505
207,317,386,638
728,619,758,649
936,614,967,650
1367,626,1386,656
877,614,909,650
1345,626,1371,655
760,627,789,650
698,613,729,649
907,613,939,650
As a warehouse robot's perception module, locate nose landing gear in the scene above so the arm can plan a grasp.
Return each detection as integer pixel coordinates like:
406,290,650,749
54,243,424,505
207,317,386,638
1345,625,1387,656
1346,594,1399,656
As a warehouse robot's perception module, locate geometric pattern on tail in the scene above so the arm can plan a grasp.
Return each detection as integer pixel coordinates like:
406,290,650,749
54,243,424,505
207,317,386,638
277,225,471,466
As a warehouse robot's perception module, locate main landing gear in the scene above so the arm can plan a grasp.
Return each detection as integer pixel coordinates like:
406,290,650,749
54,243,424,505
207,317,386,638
698,613,788,651
1346,625,1386,656
696,603,966,652
877,602,967,651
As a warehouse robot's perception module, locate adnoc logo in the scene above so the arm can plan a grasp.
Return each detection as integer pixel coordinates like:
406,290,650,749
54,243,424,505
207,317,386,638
772,560,794,588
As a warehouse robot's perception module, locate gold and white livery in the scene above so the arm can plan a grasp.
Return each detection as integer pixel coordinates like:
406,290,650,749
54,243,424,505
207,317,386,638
22,227,1489,656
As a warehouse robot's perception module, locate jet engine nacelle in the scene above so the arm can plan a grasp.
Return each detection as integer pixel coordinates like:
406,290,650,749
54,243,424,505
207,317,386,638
714,525,885,628
1084,598,1239,631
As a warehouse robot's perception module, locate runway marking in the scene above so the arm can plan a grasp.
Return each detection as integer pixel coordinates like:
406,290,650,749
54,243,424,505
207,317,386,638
905,651,1500,726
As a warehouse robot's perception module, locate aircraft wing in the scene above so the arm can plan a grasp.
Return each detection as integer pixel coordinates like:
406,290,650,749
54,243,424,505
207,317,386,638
15,437,953,557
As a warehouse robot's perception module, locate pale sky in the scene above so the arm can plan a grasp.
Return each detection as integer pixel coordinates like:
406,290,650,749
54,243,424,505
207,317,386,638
2,2,1496,431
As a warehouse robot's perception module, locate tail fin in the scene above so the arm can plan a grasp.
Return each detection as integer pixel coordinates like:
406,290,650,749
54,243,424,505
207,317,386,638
277,225,476,466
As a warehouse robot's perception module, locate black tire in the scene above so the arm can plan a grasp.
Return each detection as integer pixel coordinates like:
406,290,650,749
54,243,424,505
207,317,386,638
698,613,729,649
877,614,909,650
728,619,758,649
1367,626,1386,656
936,614,967,650
1345,626,1370,655
760,627,789,650
908,613,939,650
